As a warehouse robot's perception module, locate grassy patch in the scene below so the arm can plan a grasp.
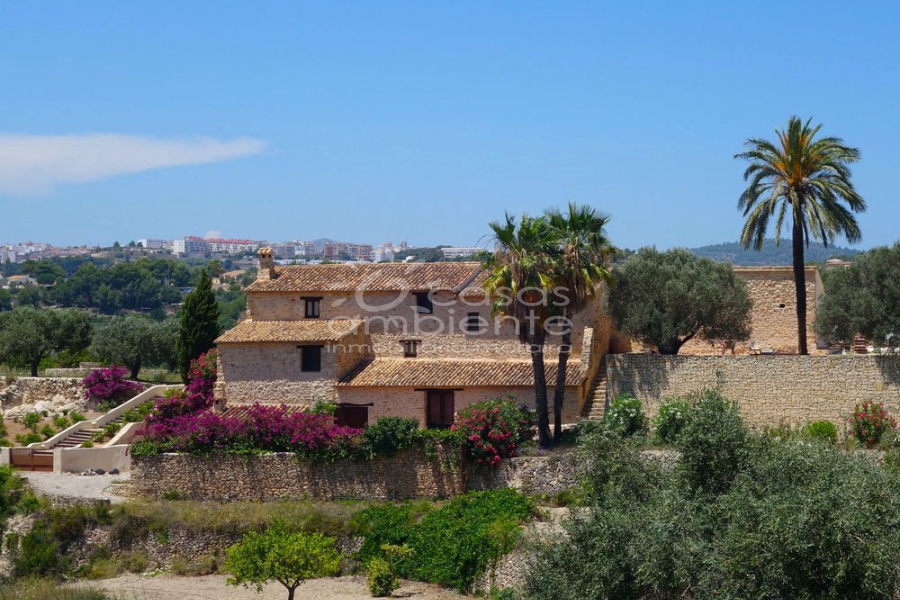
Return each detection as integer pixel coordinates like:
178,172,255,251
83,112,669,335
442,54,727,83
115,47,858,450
0,579,112,600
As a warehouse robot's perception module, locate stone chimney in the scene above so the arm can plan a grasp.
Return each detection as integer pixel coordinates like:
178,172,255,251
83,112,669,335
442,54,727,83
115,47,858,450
257,247,277,281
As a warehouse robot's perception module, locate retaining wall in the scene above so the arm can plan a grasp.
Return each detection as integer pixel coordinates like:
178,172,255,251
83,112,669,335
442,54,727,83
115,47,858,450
132,443,464,500
606,354,900,427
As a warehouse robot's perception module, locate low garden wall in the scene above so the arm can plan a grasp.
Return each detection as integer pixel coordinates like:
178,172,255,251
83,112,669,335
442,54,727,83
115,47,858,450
132,443,464,500
0,377,86,418
607,354,900,428
467,451,579,496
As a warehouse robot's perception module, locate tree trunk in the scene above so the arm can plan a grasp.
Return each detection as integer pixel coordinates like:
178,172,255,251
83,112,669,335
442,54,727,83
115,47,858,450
792,221,809,355
130,357,142,381
552,329,572,444
287,586,296,600
30,359,39,377
530,329,551,447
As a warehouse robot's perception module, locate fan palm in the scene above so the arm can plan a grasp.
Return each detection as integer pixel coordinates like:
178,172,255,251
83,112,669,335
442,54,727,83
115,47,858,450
736,116,865,354
546,203,614,442
482,213,556,446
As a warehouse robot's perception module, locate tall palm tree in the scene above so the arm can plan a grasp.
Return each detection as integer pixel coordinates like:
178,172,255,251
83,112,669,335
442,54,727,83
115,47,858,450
546,203,614,442
482,213,556,447
736,116,865,355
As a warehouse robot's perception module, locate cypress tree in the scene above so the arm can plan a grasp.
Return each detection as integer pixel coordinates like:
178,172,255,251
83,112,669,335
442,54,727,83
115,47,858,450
177,269,220,381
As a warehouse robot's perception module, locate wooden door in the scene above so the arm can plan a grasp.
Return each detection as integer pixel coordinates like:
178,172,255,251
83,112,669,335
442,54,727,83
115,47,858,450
426,390,455,429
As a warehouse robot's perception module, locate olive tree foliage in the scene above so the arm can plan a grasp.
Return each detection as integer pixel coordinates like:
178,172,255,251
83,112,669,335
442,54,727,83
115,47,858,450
524,393,900,600
607,248,752,354
816,243,900,350
91,315,178,379
0,307,92,376
225,522,341,600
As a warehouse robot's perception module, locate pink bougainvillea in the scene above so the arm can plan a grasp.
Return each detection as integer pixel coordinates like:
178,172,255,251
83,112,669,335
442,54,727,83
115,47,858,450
80,364,142,408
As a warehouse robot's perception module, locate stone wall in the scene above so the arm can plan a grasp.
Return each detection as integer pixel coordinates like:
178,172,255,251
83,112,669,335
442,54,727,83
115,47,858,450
680,266,823,355
132,443,464,500
467,451,579,496
606,354,900,428
0,377,87,418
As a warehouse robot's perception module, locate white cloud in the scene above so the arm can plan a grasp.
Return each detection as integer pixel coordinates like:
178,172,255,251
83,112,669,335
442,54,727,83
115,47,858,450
0,133,267,196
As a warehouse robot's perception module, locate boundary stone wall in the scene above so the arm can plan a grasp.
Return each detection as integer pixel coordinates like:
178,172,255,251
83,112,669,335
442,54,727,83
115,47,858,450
606,354,900,428
132,443,464,500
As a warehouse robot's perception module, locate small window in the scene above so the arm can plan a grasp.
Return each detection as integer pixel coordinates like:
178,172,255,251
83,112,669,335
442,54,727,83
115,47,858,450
465,312,484,333
403,340,419,358
300,345,322,372
414,292,433,314
304,297,321,318
335,404,369,428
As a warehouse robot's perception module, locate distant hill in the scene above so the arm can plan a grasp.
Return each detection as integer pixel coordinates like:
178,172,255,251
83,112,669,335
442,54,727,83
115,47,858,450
689,239,862,266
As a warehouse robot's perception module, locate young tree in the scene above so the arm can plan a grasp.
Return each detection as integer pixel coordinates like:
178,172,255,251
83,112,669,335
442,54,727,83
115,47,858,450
0,307,92,376
176,269,219,381
546,203,615,443
816,243,900,350
225,522,341,600
92,315,178,379
608,248,752,355
482,213,557,447
736,116,865,354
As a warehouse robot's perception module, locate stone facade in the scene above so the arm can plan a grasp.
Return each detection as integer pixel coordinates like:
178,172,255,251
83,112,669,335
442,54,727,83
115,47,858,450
335,385,583,429
132,443,464,500
680,266,823,355
606,354,900,428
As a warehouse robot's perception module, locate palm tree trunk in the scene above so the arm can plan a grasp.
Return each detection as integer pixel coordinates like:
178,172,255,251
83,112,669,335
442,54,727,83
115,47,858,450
552,329,571,444
530,328,551,447
792,221,809,355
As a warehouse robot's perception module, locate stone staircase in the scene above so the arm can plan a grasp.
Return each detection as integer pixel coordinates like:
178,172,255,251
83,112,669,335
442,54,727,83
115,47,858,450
581,358,608,421
53,413,130,449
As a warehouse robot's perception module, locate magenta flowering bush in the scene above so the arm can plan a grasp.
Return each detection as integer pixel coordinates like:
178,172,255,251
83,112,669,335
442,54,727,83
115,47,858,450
850,401,897,448
452,395,535,466
80,364,143,409
133,402,364,458
185,350,217,401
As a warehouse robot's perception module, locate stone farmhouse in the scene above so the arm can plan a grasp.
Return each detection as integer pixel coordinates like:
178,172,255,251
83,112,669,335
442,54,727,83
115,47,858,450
214,250,611,428
213,251,826,428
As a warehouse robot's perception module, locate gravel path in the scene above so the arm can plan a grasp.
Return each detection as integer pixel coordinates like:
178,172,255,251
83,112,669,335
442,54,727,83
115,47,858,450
85,574,465,600
20,471,130,504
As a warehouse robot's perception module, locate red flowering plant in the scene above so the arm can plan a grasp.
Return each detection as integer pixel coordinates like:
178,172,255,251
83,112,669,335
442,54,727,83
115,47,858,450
850,401,897,448
80,364,143,410
451,395,535,466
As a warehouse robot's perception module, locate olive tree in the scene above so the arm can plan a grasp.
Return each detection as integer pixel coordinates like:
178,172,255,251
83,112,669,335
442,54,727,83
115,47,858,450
92,315,178,379
225,522,341,600
608,248,752,354
816,243,900,350
0,307,92,376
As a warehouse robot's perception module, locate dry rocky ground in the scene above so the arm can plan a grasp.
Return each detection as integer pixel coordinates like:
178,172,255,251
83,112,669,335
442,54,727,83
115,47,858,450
83,574,466,600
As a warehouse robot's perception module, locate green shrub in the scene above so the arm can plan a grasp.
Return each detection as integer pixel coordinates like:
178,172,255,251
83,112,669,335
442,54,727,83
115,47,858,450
603,394,647,438
525,434,900,600
676,389,748,496
15,433,42,446
69,412,86,423
53,415,71,429
0,579,112,600
39,425,55,440
367,557,397,597
22,412,41,431
356,490,533,593
309,400,337,416
653,398,690,445
804,420,838,444
363,417,420,457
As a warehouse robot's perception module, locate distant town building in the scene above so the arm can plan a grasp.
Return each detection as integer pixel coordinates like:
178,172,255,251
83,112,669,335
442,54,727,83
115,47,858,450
269,242,296,258
373,243,395,262
173,236,210,256
294,242,318,257
442,246,482,259
206,238,260,255
347,244,373,261
137,238,167,249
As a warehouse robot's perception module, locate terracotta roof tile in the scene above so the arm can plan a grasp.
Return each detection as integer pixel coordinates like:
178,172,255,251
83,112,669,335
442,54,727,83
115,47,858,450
246,262,483,293
216,319,363,344
339,358,585,388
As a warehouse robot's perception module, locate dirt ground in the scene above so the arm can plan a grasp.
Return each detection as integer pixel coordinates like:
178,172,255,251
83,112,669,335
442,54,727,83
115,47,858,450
85,574,467,600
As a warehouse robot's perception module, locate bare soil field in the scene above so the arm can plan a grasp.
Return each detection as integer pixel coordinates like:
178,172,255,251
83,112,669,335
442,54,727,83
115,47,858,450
85,574,467,600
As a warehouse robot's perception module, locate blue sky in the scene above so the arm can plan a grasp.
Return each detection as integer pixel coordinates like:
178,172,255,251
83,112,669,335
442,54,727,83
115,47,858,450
1,1,898,251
